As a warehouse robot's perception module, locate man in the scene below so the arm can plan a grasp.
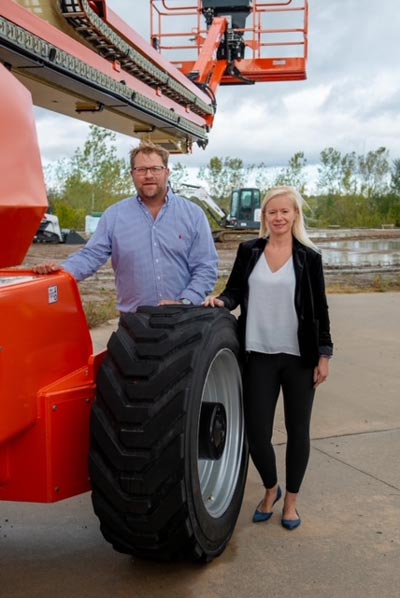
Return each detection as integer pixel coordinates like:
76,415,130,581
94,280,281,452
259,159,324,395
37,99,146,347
33,141,218,312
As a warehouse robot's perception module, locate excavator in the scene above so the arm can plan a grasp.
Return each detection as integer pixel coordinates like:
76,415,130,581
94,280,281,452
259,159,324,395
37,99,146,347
176,182,262,241
0,0,308,562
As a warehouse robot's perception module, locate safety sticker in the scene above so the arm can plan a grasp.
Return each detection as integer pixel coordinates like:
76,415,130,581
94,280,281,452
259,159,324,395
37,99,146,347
48,285,58,304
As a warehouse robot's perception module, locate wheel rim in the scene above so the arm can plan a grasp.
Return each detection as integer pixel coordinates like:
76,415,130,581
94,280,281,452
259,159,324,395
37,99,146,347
197,348,244,518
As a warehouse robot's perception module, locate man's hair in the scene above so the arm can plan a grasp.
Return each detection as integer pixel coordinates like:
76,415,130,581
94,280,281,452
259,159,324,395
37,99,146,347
130,141,169,169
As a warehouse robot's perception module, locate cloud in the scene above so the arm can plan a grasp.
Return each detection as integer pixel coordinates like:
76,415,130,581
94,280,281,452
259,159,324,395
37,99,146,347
34,109,92,165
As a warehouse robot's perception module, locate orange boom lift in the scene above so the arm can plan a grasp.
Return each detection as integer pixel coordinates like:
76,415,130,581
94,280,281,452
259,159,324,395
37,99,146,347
0,0,308,561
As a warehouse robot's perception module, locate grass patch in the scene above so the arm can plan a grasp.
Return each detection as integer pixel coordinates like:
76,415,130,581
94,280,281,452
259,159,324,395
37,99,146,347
326,274,400,293
213,277,229,296
83,298,118,328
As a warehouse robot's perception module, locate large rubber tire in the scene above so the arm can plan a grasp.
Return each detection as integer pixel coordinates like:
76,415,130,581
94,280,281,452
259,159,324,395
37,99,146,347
89,306,248,562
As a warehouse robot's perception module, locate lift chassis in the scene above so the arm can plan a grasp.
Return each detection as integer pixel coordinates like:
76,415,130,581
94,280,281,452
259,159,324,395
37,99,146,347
0,0,308,561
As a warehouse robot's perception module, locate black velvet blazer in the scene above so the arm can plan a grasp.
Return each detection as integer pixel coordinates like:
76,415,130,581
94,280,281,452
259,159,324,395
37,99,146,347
218,237,333,367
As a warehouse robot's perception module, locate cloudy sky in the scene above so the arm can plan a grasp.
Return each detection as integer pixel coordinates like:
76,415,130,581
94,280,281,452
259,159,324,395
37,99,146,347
35,0,400,179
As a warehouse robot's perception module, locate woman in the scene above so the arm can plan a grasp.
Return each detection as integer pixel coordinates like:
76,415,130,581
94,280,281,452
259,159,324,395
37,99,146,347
204,186,333,530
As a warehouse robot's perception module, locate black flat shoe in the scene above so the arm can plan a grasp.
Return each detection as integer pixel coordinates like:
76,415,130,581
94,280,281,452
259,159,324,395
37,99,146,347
252,485,282,523
281,509,301,530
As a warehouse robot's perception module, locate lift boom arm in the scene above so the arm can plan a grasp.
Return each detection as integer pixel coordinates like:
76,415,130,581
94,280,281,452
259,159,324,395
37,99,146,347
0,0,308,265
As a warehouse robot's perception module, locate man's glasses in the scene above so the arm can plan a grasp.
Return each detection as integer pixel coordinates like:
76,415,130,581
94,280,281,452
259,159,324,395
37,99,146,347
132,166,166,175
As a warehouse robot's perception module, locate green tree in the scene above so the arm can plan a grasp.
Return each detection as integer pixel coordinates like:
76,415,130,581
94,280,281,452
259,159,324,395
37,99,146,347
45,125,132,215
390,158,400,195
317,147,342,195
169,161,189,189
274,152,307,194
254,161,274,196
317,148,358,195
358,147,390,197
52,200,86,230
198,157,248,210
198,157,224,200
341,151,358,194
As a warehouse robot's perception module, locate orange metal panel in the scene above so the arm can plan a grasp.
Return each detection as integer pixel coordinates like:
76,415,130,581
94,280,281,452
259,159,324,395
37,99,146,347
177,57,306,85
0,371,95,503
0,64,47,267
221,57,307,83
0,270,107,502
0,270,93,446
46,389,93,502
203,60,229,98
189,17,227,84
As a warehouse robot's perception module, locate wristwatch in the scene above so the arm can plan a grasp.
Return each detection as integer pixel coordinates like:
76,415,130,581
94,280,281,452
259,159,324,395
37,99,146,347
180,298,192,305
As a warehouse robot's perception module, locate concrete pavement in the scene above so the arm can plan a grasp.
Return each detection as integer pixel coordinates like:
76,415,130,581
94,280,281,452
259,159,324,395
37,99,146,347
1,293,399,597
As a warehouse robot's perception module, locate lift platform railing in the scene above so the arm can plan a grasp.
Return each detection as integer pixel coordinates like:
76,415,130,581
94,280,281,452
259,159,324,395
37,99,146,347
150,0,308,87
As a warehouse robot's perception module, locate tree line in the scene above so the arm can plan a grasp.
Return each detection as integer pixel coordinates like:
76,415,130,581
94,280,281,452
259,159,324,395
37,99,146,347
45,125,400,230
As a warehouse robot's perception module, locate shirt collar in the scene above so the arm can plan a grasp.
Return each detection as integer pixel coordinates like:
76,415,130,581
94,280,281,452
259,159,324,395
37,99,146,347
135,188,172,205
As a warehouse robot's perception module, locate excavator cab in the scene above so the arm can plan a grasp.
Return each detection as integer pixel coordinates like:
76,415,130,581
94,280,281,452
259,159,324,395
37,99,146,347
228,187,261,229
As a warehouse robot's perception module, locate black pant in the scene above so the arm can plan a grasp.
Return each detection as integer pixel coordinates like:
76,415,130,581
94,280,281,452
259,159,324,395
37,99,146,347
243,352,315,494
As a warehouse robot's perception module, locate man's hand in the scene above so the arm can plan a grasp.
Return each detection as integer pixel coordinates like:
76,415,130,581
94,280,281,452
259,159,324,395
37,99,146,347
203,296,225,308
32,261,63,275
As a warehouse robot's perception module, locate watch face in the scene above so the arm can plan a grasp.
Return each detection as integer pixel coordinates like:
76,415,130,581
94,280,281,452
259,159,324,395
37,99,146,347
181,299,191,305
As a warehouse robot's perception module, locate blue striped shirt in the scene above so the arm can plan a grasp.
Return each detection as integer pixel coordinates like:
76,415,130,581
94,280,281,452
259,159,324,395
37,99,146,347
62,190,219,312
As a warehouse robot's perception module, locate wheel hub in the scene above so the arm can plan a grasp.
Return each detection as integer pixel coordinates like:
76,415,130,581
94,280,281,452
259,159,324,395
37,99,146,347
199,402,227,460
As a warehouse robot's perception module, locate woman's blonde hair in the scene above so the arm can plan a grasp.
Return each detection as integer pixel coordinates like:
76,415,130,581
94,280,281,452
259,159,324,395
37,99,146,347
259,186,319,251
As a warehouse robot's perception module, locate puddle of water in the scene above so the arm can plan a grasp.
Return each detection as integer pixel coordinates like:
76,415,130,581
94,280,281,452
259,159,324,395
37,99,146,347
319,239,400,267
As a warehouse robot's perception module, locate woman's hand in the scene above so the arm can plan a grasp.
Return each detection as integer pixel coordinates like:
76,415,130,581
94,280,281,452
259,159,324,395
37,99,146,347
203,295,225,308
313,356,330,388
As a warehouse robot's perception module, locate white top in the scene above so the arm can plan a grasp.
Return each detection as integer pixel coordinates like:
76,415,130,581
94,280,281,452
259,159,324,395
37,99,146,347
245,255,300,356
